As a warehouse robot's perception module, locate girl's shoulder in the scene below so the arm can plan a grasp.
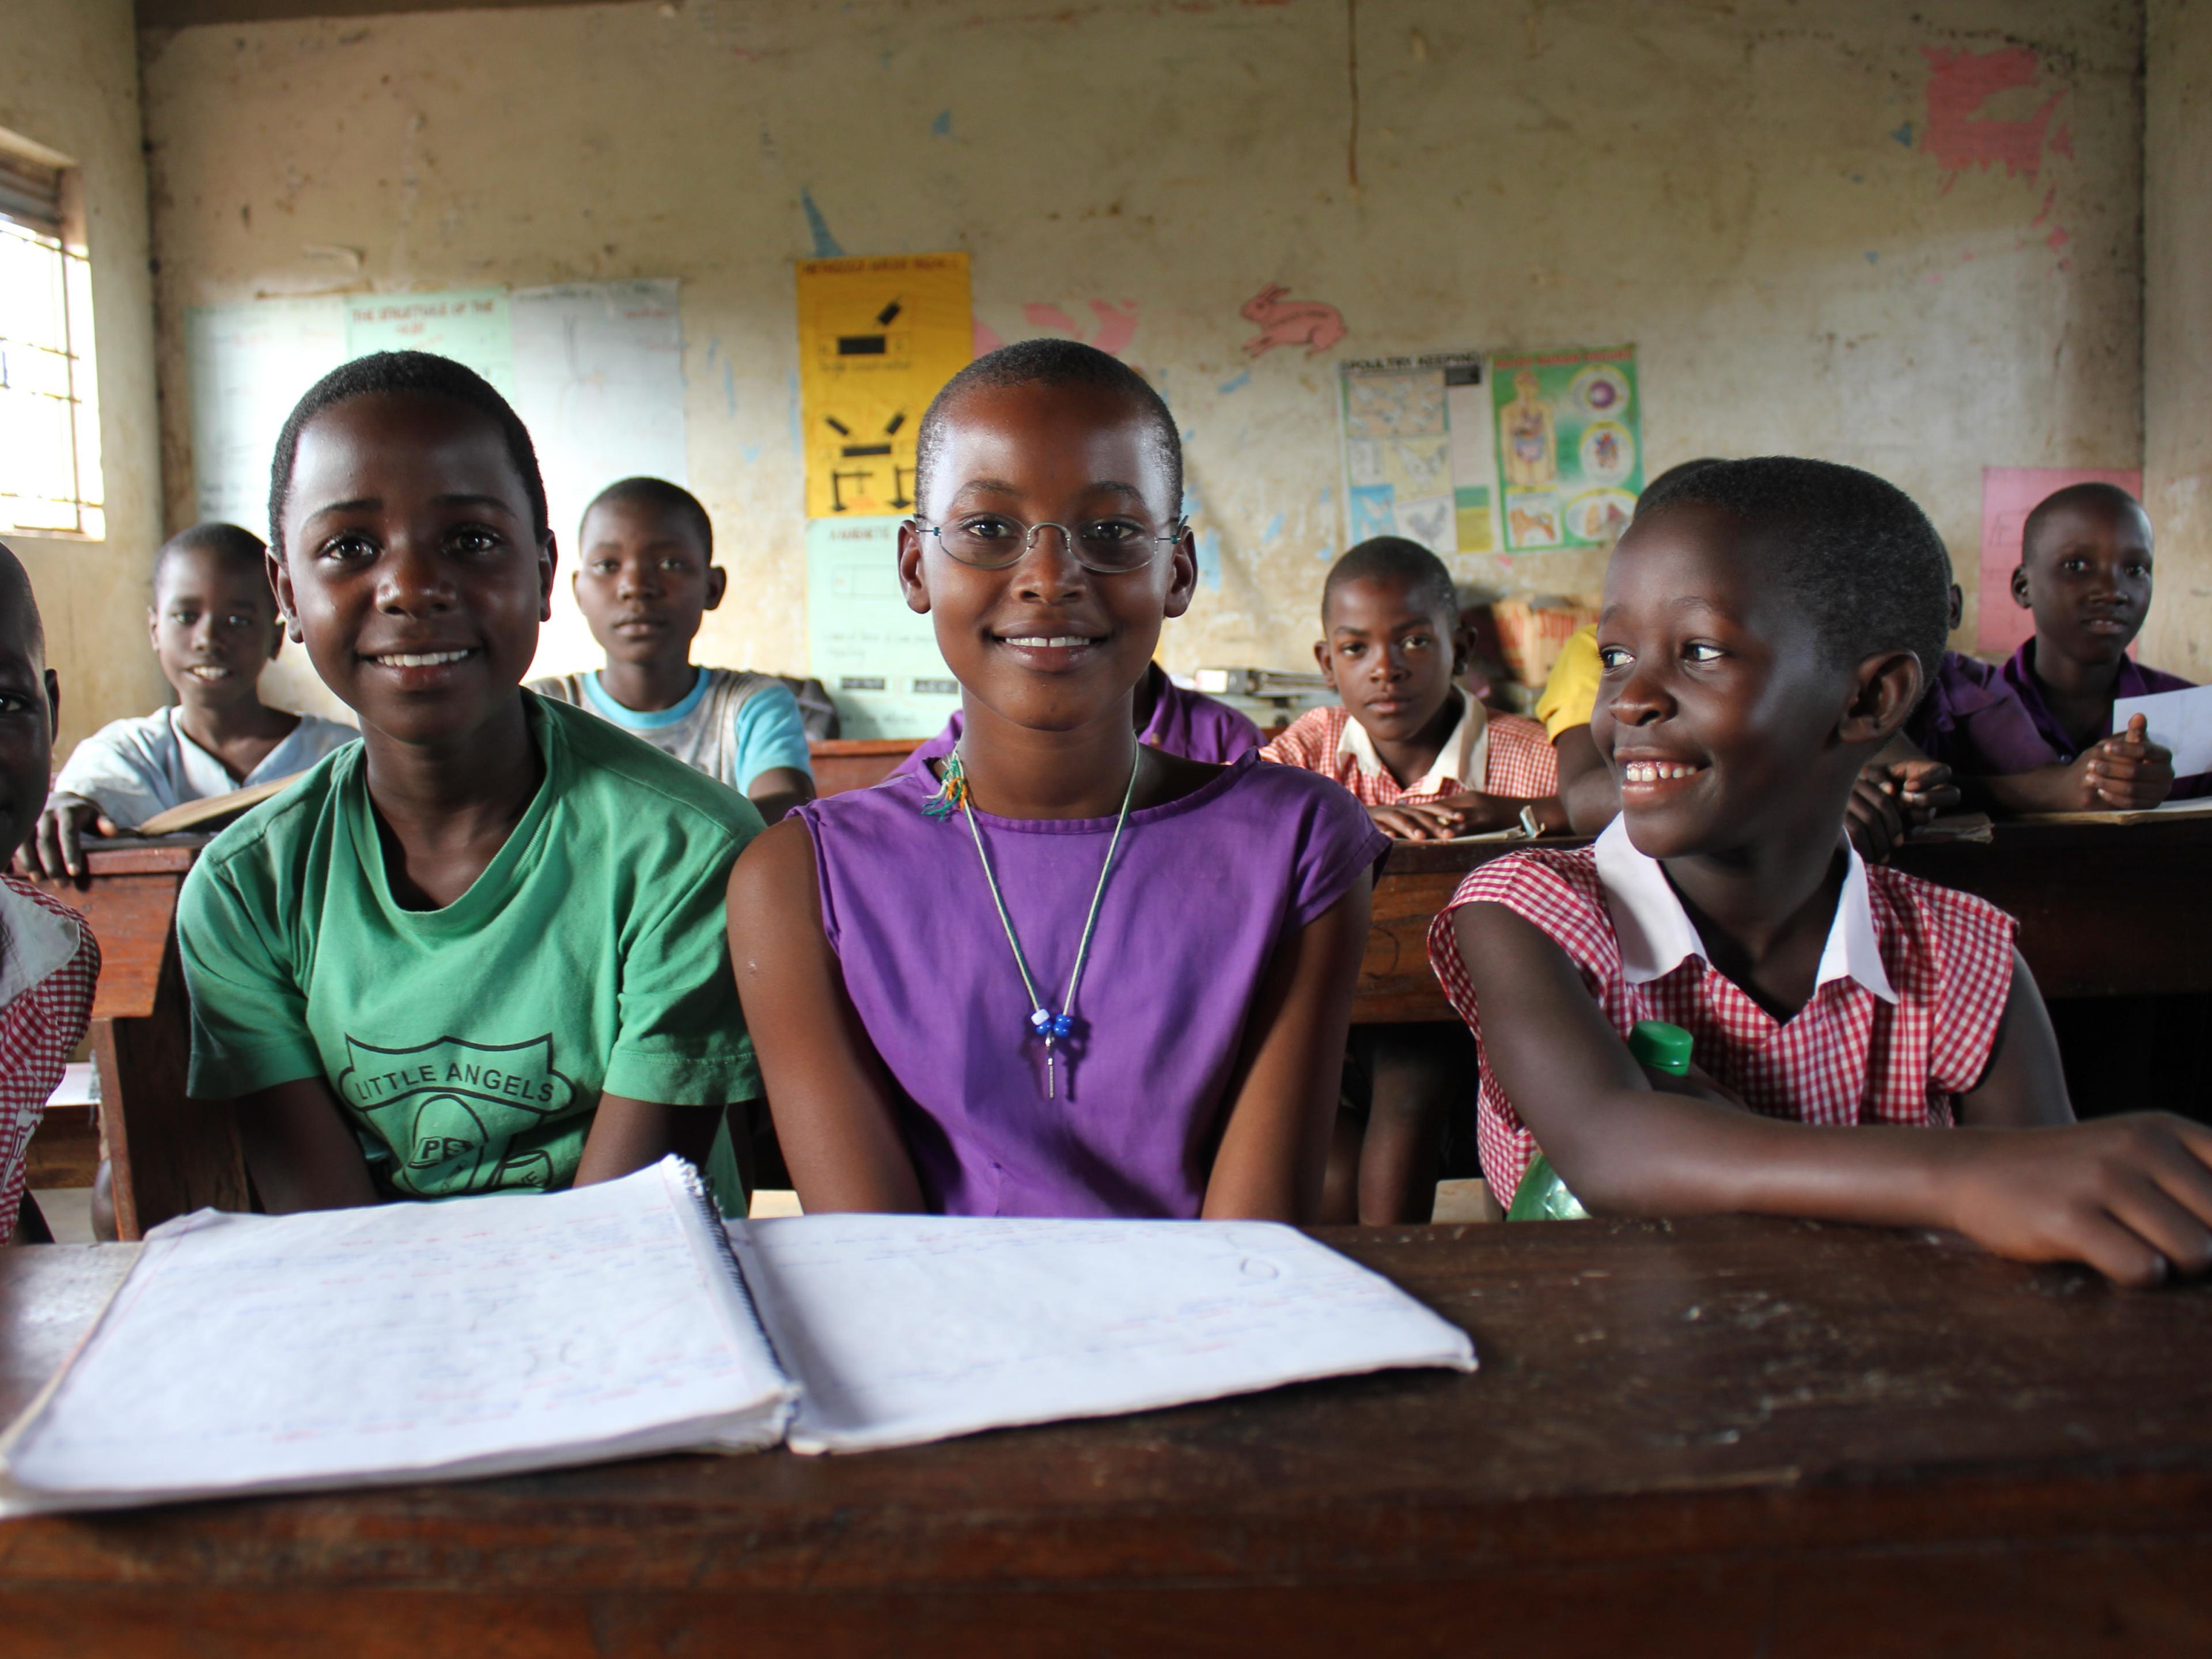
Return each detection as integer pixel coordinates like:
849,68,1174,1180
1863,863,2018,997
1431,844,1613,969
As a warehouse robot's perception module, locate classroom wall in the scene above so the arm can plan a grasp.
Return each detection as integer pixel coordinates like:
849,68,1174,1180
136,0,2143,714
0,0,168,751
2143,0,2211,678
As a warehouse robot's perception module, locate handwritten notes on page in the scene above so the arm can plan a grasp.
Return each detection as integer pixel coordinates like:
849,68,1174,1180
729,1214,1476,1455
0,1160,793,1516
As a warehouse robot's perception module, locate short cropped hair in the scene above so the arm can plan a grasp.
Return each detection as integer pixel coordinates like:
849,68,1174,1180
1635,456,1951,678
2020,481,2150,566
267,351,548,557
915,339,1181,514
0,542,44,663
153,522,267,592
582,477,714,561
1635,457,1724,511
1322,536,1458,624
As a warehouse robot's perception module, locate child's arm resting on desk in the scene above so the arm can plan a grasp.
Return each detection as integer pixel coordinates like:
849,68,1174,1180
1455,903,2212,1286
1202,878,1370,1221
724,819,926,1213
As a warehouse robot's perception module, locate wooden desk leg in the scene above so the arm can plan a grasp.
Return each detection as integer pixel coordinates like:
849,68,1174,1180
92,931,247,1239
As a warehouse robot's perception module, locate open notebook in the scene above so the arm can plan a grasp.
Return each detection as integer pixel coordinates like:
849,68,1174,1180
0,1158,1475,1514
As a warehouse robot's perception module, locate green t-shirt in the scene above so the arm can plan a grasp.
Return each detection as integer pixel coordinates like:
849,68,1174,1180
179,694,765,1200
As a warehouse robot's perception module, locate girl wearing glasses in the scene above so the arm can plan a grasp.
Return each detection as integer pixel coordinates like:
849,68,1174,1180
726,340,1385,1219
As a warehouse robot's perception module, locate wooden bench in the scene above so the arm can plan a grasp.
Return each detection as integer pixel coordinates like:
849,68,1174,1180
26,837,243,1240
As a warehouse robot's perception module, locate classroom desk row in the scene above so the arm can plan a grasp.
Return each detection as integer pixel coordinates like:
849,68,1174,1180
1,1220,2206,1653
28,785,2212,1237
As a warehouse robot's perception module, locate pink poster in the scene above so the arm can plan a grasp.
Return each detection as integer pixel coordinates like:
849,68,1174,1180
1978,466,2143,655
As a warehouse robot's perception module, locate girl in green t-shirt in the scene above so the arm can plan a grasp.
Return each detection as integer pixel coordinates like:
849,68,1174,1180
178,352,763,1210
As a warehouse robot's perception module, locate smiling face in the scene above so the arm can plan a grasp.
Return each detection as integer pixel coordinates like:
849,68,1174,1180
2012,496,2153,669
1315,574,1466,745
896,381,1195,736
271,391,555,746
149,544,283,711
1593,503,1888,861
571,497,724,669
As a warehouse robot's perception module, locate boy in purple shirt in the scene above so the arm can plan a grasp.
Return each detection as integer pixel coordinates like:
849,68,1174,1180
1934,483,2194,810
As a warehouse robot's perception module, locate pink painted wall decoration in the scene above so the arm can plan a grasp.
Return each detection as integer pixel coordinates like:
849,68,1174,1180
1238,284,1346,358
1978,466,2143,656
1013,300,1140,358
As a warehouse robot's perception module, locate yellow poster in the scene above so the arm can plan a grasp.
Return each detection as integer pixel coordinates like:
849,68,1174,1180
796,253,972,519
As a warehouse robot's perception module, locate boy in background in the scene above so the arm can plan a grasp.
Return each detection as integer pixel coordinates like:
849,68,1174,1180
0,545,99,1243
24,523,355,878
531,478,816,824
1263,537,1562,1224
1934,483,2198,811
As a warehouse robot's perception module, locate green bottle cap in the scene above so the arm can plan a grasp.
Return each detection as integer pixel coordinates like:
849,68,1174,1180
1628,1020,1694,1077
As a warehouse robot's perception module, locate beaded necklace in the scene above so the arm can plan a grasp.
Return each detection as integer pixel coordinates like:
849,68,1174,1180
924,744,1140,1099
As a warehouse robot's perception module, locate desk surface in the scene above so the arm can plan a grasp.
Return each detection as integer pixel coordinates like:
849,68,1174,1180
1,1222,2207,1655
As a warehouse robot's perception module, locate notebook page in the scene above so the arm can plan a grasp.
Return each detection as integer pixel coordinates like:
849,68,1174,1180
1,1158,793,1514
728,1215,1476,1455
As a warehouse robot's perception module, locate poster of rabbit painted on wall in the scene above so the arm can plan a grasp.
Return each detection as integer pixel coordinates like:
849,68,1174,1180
1337,352,1503,560
1490,345,1643,552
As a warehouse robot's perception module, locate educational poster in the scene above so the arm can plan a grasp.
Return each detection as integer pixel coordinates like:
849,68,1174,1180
1336,353,1501,558
804,517,962,739
343,289,515,393
1978,466,2143,656
795,253,972,518
1490,345,1643,552
183,296,349,528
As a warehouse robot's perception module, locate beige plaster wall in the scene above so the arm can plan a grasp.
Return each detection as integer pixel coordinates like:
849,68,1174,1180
138,0,2141,709
1,0,168,750
2143,0,2212,677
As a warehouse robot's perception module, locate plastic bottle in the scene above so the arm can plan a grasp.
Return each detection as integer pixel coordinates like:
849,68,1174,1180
1504,1020,1693,1222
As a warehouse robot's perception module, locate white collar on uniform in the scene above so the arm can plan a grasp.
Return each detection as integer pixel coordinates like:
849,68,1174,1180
1591,817,1897,1003
0,880,82,1008
1336,691,1490,795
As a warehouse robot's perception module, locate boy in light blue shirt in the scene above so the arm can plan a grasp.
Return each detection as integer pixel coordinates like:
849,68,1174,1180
531,478,816,823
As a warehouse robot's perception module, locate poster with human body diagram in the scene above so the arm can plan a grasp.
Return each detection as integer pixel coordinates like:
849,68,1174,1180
1491,345,1643,552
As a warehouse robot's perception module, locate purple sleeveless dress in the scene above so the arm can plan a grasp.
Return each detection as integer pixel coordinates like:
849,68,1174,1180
793,752,1387,1217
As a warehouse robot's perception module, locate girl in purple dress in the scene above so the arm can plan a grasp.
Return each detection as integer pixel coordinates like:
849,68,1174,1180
726,342,1387,1219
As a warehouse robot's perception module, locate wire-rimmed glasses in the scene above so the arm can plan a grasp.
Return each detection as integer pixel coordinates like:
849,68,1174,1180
912,513,1187,575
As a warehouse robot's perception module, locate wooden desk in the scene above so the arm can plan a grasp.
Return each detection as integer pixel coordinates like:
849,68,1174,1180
1357,815,2212,1023
1,1222,2206,1654
808,736,921,797
26,838,244,1239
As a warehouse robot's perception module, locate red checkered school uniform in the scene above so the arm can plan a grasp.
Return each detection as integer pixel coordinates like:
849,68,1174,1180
1426,820,2018,1207
0,876,100,1243
1261,699,1559,805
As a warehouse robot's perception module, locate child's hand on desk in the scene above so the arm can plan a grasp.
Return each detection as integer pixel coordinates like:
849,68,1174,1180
1846,758,1959,862
2072,714,2175,809
1367,800,1471,841
1941,1114,2212,1287
15,795,116,882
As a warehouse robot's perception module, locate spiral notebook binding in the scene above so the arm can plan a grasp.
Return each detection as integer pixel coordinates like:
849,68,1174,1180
668,1156,789,1380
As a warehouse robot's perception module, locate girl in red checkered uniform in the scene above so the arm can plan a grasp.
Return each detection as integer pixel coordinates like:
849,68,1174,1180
0,546,100,1244
1430,459,2212,1287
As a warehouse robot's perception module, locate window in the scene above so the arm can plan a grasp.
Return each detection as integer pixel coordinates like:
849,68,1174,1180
0,140,102,540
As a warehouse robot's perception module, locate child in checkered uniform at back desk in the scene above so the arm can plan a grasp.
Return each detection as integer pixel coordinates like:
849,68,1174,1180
1431,459,2212,1287
0,544,100,1244
1262,538,1564,1226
